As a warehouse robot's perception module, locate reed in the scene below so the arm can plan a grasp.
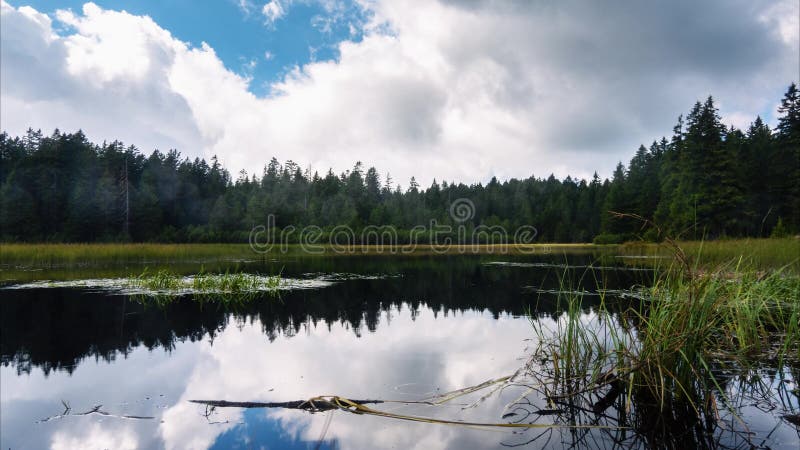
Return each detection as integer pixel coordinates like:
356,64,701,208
130,268,283,303
528,257,799,419
518,259,800,447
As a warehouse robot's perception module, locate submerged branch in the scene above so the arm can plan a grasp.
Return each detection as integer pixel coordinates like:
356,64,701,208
38,402,155,422
189,398,384,412
190,393,626,430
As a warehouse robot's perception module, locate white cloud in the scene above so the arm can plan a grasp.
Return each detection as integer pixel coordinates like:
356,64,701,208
262,0,286,24
0,1,203,156
235,0,256,15
1,0,797,186
55,3,181,85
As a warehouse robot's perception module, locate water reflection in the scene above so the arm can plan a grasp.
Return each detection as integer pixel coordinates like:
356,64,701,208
1,255,796,449
2,255,641,376
2,305,538,449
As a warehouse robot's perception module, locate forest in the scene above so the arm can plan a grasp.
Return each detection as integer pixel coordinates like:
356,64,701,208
1,84,798,244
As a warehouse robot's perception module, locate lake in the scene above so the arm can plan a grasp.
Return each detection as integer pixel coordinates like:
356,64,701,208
1,252,798,449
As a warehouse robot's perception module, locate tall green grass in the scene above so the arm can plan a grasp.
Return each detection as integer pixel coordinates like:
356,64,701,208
524,261,799,445
530,255,798,406
636,266,798,405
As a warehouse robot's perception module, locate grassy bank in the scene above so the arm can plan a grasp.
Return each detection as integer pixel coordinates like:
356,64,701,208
1,239,796,271
0,242,600,267
0,243,258,267
617,237,800,272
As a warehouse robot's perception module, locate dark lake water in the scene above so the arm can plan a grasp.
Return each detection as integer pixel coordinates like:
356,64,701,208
1,254,798,449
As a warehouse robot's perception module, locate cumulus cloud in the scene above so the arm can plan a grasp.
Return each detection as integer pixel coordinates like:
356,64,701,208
0,1,204,156
1,0,797,186
262,0,286,24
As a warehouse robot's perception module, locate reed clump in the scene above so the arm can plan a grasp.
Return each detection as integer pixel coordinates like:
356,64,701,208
524,261,799,447
635,263,798,402
130,268,282,303
537,264,799,400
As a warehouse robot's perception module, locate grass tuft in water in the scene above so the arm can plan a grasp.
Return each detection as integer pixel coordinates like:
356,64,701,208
524,254,799,447
130,268,283,303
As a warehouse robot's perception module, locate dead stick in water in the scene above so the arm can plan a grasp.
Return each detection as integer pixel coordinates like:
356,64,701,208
190,396,626,430
190,398,384,412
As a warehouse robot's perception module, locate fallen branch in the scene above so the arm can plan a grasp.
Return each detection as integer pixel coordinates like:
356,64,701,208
190,398,383,413
190,395,625,430
39,401,155,422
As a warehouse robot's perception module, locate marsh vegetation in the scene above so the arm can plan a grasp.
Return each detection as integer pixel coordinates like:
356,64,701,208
518,262,799,446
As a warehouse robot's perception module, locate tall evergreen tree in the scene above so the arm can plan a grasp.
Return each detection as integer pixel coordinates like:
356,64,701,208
773,83,800,231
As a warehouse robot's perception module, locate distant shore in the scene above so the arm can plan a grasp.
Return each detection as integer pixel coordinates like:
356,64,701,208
1,238,797,271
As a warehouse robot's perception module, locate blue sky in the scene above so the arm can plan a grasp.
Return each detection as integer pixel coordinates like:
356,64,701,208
2,1,798,185
21,0,368,96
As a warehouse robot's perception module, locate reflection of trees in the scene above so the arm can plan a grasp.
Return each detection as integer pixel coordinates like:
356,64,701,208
0,255,648,375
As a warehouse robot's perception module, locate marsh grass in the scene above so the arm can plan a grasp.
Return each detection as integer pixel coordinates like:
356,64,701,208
633,267,798,411
3,240,796,275
616,237,800,272
677,238,799,270
130,268,283,303
0,243,603,267
520,254,800,447
134,268,185,291
0,243,260,267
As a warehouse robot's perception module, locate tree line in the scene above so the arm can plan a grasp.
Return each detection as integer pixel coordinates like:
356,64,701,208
1,83,798,243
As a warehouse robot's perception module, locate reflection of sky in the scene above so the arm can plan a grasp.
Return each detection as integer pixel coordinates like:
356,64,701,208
1,339,200,450
208,409,331,450
1,305,536,450
3,304,798,449
158,306,536,450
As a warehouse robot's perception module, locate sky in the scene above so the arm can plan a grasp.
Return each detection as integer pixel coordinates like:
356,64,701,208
1,0,798,187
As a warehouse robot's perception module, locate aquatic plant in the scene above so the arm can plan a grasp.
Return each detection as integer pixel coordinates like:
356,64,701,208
518,252,800,448
129,268,283,303
134,268,185,291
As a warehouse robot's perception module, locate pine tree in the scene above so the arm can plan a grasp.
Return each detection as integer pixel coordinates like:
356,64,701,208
0,172,39,240
600,162,635,238
739,118,773,235
773,83,800,231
